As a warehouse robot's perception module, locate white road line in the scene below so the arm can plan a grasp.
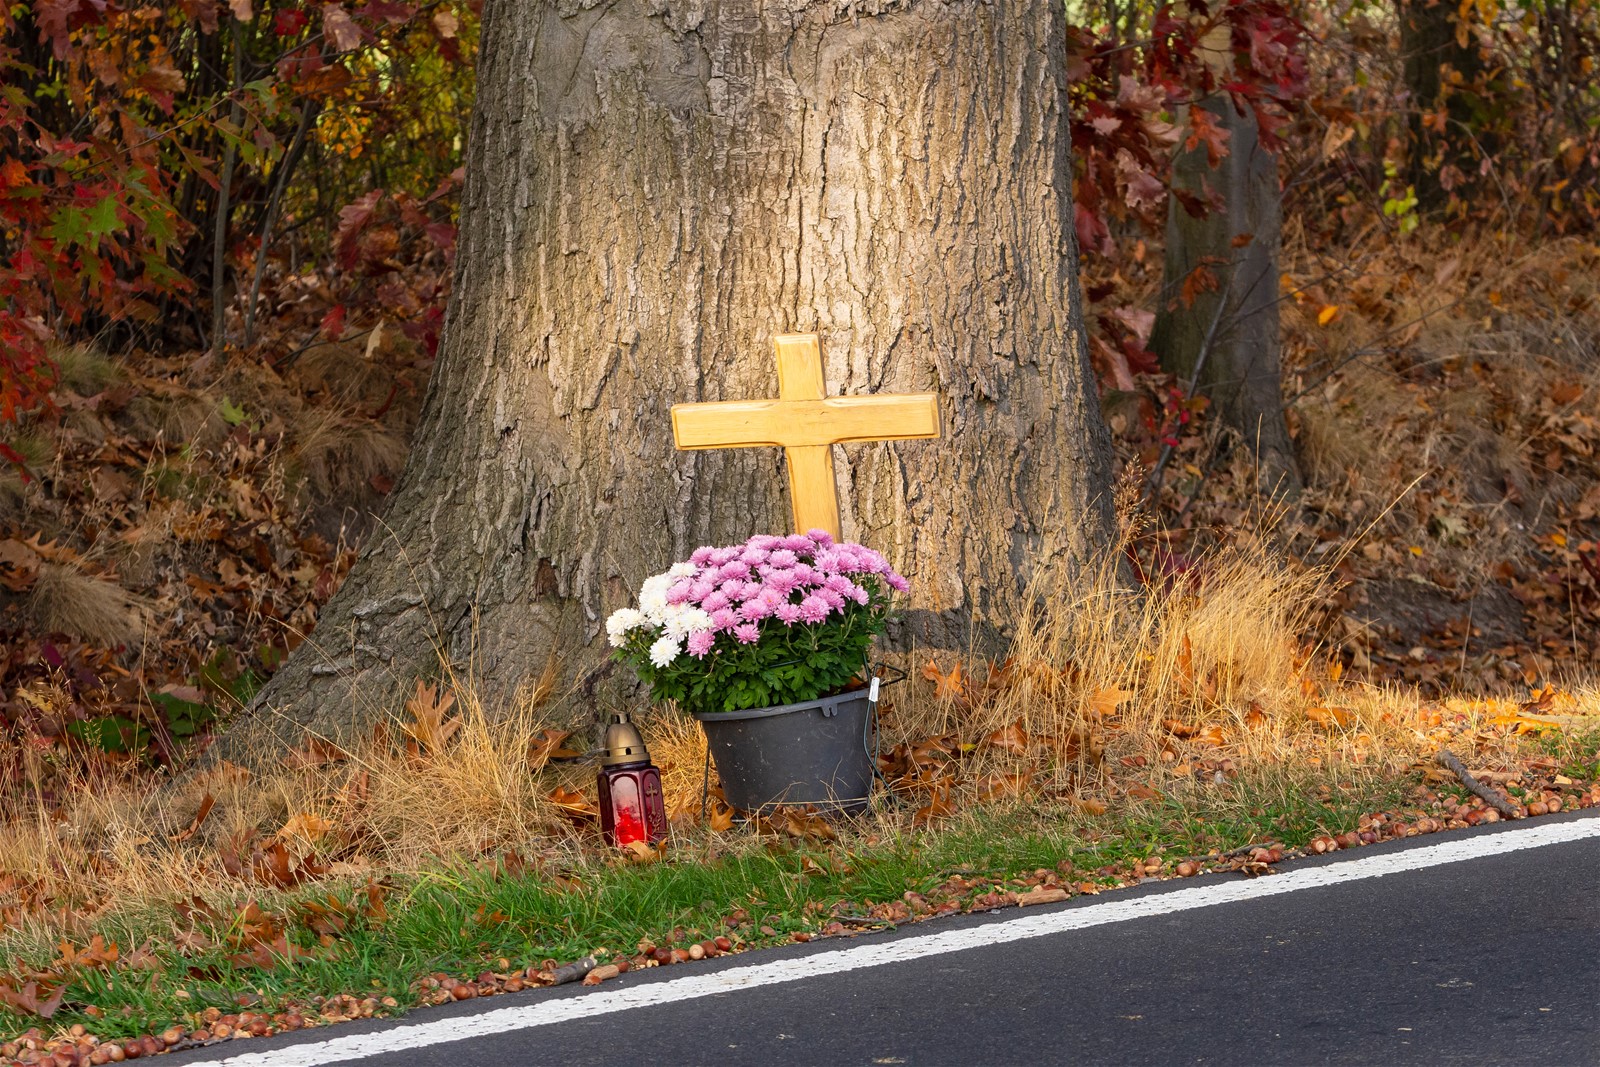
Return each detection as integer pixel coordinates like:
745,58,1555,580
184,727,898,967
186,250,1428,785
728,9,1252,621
190,814,1600,1067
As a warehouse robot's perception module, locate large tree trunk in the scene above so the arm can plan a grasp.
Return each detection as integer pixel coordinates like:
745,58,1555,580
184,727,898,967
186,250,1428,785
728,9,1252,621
227,0,1118,755
1150,95,1301,500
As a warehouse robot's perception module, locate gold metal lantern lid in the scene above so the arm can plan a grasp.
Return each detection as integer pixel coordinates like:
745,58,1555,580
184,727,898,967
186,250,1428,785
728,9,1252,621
601,711,652,766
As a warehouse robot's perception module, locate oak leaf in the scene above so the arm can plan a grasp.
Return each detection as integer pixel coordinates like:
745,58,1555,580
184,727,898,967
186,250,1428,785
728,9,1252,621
981,720,1030,753
921,660,970,705
707,800,736,834
623,839,665,864
403,680,460,754
1305,706,1354,729
278,811,333,845
548,786,598,822
1087,687,1134,719
913,785,956,828
974,771,1033,803
527,728,577,769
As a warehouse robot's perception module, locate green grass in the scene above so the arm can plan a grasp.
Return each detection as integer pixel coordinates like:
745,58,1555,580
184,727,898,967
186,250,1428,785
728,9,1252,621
1548,724,1600,781
0,766,1409,1042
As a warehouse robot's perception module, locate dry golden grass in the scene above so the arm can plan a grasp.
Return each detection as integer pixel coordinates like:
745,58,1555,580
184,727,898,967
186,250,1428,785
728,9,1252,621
45,342,122,397
873,522,1346,801
288,408,408,497
1,518,1593,957
24,563,152,648
0,671,589,954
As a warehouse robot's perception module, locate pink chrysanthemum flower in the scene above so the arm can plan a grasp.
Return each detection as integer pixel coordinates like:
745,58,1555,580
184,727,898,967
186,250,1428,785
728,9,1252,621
739,597,773,621
775,603,803,625
701,590,731,613
886,572,909,593
666,580,694,605
709,607,738,631
686,630,716,658
768,549,798,568
690,546,715,566
733,622,761,644
782,533,813,554
799,594,831,623
748,534,782,551
763,569,798,595
818,588,845,610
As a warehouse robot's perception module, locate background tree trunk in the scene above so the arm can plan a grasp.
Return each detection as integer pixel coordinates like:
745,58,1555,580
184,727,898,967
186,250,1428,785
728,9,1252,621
226,0,1118,755
1397,0,1487,213
1150,95,1301,500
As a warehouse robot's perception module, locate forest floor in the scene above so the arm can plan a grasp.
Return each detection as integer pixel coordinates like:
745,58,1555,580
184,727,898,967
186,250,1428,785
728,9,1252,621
1,228,1598,1063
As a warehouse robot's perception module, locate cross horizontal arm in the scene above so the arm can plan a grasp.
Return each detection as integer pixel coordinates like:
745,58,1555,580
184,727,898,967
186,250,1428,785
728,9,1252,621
671,393,940,450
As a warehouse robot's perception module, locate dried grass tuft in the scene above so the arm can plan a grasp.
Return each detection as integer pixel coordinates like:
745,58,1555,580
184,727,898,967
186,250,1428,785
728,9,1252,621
46,342,122,396
24,563,152,647
289,409,407,497
885,530,1335,795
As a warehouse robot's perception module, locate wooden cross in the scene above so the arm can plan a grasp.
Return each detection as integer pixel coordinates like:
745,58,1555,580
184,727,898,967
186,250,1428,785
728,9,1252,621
670,333,941,540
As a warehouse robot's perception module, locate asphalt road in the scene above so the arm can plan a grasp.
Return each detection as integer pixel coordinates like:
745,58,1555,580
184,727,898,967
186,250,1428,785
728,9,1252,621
173,809,1600,1067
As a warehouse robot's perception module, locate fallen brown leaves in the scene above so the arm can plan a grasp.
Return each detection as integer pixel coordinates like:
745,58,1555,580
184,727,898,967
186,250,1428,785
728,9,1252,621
402,681,461,755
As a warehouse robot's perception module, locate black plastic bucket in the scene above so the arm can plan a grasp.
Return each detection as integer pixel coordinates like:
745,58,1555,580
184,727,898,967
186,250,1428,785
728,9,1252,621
693,690,875,814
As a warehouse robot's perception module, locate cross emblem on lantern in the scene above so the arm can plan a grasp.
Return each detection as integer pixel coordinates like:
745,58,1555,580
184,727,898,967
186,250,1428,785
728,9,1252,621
670,333,942,540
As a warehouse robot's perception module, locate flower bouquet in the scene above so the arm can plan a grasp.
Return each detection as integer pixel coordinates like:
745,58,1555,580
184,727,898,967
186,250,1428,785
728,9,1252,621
607,529,908,716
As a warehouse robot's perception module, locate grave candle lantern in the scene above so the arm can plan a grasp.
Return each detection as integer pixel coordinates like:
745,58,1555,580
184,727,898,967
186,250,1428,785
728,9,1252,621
597,712,668,848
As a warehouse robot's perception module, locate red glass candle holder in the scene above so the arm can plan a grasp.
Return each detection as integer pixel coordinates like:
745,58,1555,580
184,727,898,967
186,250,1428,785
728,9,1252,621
597,713,668,848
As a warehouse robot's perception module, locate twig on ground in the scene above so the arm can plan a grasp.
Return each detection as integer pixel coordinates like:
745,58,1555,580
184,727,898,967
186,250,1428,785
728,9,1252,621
542,956,598,986
1436,749,1520,818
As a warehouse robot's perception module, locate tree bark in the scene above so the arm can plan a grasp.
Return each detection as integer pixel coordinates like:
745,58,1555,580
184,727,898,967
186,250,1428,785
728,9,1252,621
1150,95,1301,500
226,0,1118,755
1397,0,1486,213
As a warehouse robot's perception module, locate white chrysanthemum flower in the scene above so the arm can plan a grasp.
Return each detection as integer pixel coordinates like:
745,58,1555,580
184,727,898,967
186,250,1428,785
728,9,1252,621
661,603,694,641
648,635,681,668
668,562,697,579
640,589,669,621
639,573,672,621
605,607,645,647
660,605,713,642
